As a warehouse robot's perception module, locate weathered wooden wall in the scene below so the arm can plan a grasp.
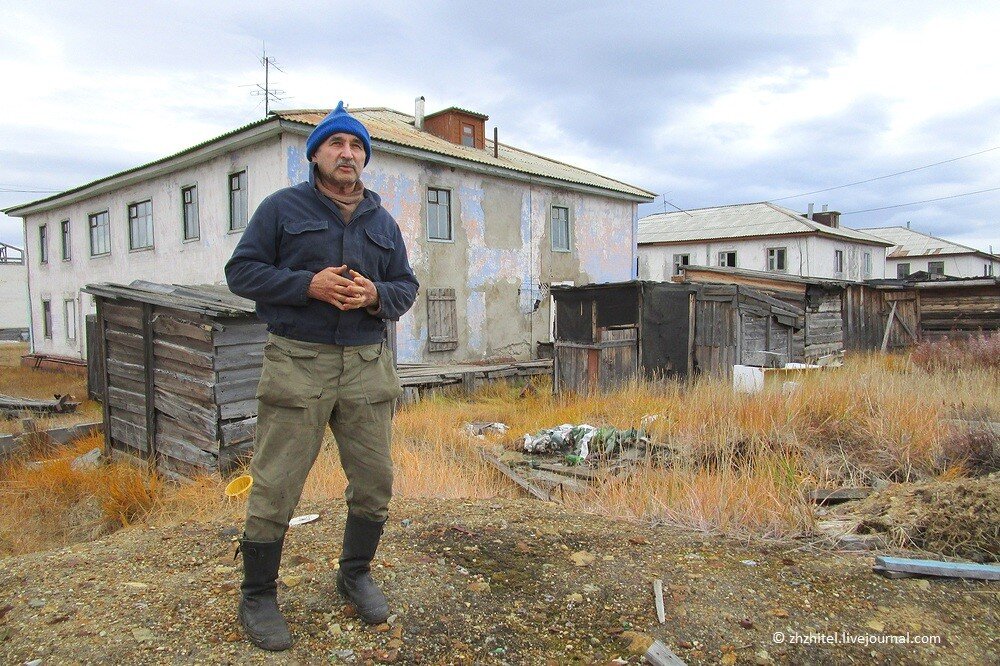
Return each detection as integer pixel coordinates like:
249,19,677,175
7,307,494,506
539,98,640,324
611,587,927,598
842,286,918,351
803,289,844,361
693,288,738,375
918,284,1000,339
95,296,264,480
555,328,637,393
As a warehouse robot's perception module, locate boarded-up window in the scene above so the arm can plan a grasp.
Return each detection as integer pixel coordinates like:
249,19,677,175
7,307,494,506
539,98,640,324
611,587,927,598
427,288,458,352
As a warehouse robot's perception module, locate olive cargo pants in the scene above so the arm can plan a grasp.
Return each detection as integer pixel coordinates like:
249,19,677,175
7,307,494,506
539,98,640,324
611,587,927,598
244,334,402,542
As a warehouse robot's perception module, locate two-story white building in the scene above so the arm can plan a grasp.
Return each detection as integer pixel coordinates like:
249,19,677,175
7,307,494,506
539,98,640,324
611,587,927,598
863,225,999,279
638,202,892,282
5,102,654,363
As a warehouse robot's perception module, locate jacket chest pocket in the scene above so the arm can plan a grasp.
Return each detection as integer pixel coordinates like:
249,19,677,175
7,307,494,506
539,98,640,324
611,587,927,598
360,228,395,279
280,219,332,266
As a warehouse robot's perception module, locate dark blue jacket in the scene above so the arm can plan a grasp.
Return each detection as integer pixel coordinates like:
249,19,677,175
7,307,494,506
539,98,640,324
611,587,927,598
225,168,419,345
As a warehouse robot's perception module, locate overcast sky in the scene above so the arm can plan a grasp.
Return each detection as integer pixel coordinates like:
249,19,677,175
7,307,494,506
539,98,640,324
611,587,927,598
1,1,997,253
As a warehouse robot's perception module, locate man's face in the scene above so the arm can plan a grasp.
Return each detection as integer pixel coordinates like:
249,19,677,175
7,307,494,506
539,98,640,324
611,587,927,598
312,132,367,188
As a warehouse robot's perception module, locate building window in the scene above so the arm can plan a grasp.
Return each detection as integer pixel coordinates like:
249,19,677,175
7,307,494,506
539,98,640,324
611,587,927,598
461,123,475,147
718,251,737,267
39,224,48,264
89,211,110,256
60,220,71,260
863,252,872,278
767,247,786,272
551,205,571,252
229,171,248,230
42,300,52,339
928,261,945,276
672,253,690,276
834,249,844,273
897,263,910,279
427,188,452,241
64,299,76,342
182,185,200,240
128,200,153,250
427,288,458,352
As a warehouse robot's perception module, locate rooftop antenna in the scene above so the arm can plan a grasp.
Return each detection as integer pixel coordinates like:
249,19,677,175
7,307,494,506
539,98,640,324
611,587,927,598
250,44,287,116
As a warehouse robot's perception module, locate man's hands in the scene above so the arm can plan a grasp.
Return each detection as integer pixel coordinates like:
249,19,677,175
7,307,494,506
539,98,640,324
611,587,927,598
307,265,379,311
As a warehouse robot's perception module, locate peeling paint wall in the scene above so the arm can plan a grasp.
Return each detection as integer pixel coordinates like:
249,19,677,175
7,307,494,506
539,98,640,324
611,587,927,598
25,132,637,362
22,136,285,359
283,139,636,363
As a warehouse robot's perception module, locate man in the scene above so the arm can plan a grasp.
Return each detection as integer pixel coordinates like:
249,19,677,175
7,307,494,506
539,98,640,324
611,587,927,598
225,101,419,651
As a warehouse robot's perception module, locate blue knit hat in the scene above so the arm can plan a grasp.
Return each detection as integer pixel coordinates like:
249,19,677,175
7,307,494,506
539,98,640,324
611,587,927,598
305,101,372,165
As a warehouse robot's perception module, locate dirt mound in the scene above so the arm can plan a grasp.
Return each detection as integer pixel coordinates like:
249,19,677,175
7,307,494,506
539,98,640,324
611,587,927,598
846,474,1000,563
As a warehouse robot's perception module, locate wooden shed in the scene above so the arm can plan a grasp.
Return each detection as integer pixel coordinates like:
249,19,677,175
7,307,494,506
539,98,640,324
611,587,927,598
84,281,266,480
551,281,804,393
909,277,1000,339
677,266,850,362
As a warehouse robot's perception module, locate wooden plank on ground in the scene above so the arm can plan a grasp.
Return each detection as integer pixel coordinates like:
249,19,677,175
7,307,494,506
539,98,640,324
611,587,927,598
874,556,1000,581
807,488,872,504
479,449,550,502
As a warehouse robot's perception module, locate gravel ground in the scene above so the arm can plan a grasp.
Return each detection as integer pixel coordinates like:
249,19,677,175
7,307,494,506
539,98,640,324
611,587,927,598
1,497,997,665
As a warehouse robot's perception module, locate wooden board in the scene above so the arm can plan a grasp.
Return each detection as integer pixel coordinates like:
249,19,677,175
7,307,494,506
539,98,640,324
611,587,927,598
154,387,218,440
220,416,257,447
874,556,1000,581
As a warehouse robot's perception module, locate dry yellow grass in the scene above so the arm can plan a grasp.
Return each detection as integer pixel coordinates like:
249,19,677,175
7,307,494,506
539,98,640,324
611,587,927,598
0,433,160,555
0,341,28,367
0,360,102,435
1,351,996,556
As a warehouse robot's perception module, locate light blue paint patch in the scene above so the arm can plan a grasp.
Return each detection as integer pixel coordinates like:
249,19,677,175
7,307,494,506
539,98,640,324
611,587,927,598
466,248,505,290
580,211,632,283
466,291,486,353
459,185,486,230
366,170,421,220
286,146,309,185
394,311,424,363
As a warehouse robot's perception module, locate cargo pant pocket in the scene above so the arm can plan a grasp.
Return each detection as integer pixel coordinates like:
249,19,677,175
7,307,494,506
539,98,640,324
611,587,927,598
358,342,403,404
256,339,323,411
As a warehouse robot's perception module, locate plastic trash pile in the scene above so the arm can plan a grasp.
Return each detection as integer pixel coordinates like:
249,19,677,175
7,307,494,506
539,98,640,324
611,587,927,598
522,424,649,461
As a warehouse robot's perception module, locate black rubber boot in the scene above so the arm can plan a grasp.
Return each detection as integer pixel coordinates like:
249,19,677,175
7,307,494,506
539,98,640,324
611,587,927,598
238,536,293,651
336,513,390,624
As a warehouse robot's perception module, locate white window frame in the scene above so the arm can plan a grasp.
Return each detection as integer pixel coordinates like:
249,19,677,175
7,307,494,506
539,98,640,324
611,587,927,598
551,205,571,253
64,299,77,342
426,187,453,242
229,170,249,231
672,253,690,276
766,247,787,272
718,250,737,267
60,219,71,261
863,251,872,278
128,199,154,251
928,261,945,276
39,224,48,264
834,249,844,274
182,184,200,241
41,300,52,339
89,211,111,257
